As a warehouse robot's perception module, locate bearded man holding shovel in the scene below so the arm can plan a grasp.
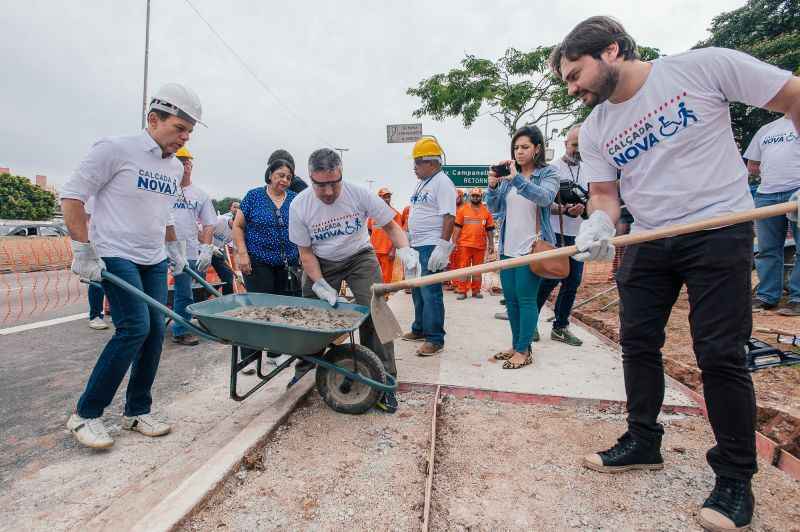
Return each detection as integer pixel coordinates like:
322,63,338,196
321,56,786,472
551,16,800,531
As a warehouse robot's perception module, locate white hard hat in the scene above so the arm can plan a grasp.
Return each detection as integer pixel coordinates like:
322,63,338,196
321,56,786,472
149,83,205,126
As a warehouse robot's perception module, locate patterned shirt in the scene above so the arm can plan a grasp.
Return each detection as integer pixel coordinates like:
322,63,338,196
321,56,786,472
240,186,299,266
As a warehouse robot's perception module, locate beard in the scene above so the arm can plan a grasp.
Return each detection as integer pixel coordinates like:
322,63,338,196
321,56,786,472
470,199,481,205
580,63,619,107
563,151,581,166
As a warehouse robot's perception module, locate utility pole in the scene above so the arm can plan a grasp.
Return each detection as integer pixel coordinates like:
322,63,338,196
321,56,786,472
141,0,151,129
365,178,375,191
334,147,349,165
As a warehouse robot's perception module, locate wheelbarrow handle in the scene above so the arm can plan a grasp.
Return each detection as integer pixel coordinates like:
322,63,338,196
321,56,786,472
98,270,219,342
180,266,224,298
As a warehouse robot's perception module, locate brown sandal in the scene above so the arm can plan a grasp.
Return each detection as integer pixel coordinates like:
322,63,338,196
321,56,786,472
502,353,533,369
492,350,514,361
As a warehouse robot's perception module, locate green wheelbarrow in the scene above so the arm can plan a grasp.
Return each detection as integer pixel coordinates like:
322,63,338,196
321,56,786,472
98,267,397,415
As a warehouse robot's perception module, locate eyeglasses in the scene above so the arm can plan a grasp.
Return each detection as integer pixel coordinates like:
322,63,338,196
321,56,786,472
310,176,343,190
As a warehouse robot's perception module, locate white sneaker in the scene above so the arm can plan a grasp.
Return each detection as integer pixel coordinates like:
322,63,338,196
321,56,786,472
88,317,109,330
67,413,113,449
122,413,171,437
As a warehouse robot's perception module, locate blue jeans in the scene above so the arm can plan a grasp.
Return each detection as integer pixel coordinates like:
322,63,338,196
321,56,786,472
77,258,168,418
411,245,445,345
537,234,585,329
500,256,542,352
754,190,800,304
211,253,234,295
88,283,105,319
172,259,198,337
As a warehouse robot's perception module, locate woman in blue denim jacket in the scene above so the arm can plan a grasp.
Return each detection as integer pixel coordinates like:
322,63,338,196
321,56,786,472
486,125,559,369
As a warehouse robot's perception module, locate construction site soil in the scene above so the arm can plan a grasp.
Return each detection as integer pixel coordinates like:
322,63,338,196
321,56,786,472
568,277,800,460
180,392,799,531
223,305,363,331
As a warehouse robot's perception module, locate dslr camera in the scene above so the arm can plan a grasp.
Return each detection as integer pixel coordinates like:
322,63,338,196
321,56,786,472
556,180,590,219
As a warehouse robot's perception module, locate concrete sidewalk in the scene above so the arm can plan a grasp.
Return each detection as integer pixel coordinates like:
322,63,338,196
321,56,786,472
390,288,694,408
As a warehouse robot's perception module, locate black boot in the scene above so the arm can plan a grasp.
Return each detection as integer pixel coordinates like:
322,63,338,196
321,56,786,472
583,431,663,473
698,477,754,531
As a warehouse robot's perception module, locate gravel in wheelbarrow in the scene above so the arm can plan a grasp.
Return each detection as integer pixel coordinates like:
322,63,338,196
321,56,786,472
223,305,363,331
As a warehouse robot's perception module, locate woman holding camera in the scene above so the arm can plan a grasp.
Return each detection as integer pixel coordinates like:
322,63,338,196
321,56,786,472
486,125,559,369
232,158,301,368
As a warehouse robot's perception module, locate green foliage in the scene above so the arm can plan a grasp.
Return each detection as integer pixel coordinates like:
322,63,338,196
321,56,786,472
212,196,241,214
0,173,58,220
695,0,800,148
407,45,661,137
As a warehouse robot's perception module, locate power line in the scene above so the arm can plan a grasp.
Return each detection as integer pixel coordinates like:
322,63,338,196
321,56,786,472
182,0,335,147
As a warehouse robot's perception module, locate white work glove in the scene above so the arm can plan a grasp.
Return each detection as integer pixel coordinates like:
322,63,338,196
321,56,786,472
196,243,214,271
427,239,454,272
312,278,346,307
396,247,421,278
788,190,800,223
212,246,225,257
574,211,616,262
165,240,188,275
70,240,105,282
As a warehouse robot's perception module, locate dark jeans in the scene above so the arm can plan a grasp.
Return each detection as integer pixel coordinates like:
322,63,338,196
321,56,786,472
88,283,105,319
211,253,234,295
411,245,445,345
537,234,584,329
617,222,757,480
77,258,168,418
302,248,397,376
241,259,301,361
172,259,197,337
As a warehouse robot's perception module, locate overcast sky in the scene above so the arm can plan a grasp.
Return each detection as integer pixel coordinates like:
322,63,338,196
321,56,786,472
1,0,744,209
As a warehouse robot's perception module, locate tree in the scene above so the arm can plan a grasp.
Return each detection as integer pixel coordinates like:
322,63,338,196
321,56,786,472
407,45,660,137
695,0,800,148
0,173,58,220
212,196,241,214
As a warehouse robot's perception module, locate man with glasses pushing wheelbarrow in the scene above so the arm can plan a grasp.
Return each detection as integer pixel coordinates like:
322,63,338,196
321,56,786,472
60,83,201,449
288,148,420,413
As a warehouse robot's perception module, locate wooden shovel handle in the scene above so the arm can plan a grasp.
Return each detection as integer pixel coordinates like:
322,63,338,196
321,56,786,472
754,326,798,336
373,201,796,295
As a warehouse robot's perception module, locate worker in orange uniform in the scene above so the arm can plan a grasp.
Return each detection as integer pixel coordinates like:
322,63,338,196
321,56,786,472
452,188,495,299
444,189,466,291
368,187,403,283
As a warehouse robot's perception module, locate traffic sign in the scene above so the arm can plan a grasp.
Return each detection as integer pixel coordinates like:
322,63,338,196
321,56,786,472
442,165,490,188
386,123,423,143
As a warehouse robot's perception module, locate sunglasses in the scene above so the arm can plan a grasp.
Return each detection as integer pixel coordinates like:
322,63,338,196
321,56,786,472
310,176,343,190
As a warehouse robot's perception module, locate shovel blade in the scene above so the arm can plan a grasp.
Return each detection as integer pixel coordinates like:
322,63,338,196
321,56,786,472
370,291,403,343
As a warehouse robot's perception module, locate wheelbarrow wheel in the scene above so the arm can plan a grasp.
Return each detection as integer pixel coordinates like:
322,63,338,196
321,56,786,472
315,343,387,415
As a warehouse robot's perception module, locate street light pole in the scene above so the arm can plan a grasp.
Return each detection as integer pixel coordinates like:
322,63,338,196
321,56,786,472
333,147,349,165
365,178,375,191
141,0,151,129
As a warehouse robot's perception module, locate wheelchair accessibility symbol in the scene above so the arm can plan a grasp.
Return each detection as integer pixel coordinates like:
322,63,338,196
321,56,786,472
659,102,698,137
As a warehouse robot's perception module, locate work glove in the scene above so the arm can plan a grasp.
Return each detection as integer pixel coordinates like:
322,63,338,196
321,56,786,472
165,240,188,275
196,243,214,271
70,240,105,282
396,247,421,279
312,278,346,307
212,246,225,257
427,239,454,272
574,211,616,262
788,190,800,223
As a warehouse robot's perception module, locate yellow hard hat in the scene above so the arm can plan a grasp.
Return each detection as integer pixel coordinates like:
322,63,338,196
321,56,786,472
377,187,392,197
412,136,444,159
176,146,193,159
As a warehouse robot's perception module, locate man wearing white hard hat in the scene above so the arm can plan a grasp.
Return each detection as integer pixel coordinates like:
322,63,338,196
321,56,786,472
60,83,202,449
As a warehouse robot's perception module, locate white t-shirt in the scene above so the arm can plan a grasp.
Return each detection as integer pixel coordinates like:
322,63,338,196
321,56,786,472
743,116,800,194
288,182,396,262
171,184,217,260
550,158,586,237
580,47,791,232
60,131,183,265
212,213,234,248
407,170,457,246
503,187,539,257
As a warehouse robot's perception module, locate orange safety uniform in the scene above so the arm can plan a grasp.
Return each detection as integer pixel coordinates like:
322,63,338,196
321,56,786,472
368,209,402,284
400,205,411,231
454,202,495,295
